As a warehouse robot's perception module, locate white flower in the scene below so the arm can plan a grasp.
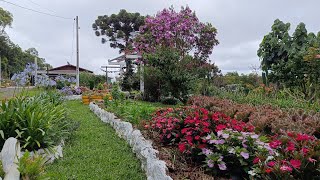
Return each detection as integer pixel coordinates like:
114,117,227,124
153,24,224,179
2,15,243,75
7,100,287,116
266,156,274,161
248,170,257,176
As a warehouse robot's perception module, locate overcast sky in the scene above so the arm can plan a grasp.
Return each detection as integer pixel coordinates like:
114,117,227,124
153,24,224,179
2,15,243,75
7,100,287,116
1,0,320,75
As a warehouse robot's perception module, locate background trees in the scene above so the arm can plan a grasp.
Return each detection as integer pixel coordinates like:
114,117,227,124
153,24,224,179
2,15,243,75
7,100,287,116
0,8,50,79
258,19,320,100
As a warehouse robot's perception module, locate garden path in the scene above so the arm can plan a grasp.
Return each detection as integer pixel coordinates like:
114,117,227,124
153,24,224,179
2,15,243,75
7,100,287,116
46,100,145,180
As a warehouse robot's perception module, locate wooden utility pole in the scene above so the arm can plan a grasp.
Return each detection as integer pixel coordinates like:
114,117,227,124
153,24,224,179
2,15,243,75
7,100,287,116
34,56,37,86
76,16,80,87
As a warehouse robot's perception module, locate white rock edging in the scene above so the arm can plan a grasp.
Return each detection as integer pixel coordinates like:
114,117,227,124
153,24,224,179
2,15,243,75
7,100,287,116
89,102,172,180
64,95,81,100
1,137,20,180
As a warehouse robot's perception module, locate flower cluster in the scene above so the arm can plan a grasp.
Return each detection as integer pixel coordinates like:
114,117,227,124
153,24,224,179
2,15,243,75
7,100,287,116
59,86,82,95
147,106,256,156
35,74,56,87
134,6,218,60
11,63,37,86
203,129,272,177
251,132,320,179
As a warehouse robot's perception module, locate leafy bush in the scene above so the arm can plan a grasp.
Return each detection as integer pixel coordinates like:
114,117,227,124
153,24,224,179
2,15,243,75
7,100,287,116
161,97,180,105
0,93,72,150
18,151,48,180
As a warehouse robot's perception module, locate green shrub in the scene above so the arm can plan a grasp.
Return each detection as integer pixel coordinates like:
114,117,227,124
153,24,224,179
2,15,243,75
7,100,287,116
161,97,179,105
18,151,49,180
0,94,72,150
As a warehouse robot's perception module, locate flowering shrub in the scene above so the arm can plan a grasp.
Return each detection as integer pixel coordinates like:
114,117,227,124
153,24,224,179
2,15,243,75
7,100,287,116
251,132,320,179
11,63,36,86
59,86,81,95
134,6,218,61
203,129,272,177
55,75,76,89
147,106,255,156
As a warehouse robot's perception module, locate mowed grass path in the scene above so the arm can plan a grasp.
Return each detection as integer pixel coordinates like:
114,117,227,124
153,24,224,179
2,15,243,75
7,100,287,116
46,101,145,180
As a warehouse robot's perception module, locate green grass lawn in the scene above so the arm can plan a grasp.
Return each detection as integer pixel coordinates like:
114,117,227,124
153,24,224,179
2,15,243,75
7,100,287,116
105,100,177,125
46,100,146,180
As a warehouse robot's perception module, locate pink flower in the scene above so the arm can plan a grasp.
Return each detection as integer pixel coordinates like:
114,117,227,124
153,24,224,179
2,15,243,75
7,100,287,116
308,158,317,163
280,165,293,172
290,159,301,169
253,157,260,164
267,161,276,167
302,148,309,155
269,140,282,149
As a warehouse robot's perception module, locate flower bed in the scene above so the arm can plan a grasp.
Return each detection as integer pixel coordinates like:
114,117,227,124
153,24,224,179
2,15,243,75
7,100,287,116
188,96,320,137
143,105,320,179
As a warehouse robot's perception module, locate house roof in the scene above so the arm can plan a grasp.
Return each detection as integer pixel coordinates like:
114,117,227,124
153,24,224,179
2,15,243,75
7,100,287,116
49,64,93,73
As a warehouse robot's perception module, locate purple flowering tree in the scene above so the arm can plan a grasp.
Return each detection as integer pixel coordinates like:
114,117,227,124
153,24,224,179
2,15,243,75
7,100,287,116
134,6,219,61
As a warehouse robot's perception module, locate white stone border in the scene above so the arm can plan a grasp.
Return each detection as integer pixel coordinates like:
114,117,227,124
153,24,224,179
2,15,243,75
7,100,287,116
64,95,81,100
89,102,172,180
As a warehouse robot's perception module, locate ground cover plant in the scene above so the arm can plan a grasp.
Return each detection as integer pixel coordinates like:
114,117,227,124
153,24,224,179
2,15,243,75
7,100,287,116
46,101,145,180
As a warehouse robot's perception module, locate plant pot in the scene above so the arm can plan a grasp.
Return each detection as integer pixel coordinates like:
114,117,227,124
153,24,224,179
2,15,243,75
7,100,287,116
82,95,89,99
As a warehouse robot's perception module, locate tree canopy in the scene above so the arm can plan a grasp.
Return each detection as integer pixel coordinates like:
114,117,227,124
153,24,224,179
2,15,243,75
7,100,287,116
134,6,219,61
0,7,13,32
92,9,145,53
0,8,50,78
258,19,320,100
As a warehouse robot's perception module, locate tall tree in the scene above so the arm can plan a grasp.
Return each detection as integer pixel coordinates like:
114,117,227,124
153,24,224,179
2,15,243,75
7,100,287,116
92,9,145,52
134,6,219,102
258,20,320,100
92,10,145,91
0,7,13,33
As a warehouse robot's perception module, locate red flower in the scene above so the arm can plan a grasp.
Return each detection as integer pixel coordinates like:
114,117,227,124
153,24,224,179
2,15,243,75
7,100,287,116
178,143,186,152
296,133,312,141
290,159,301,169
287,132,295,137
198,143,207,149
267,161,276,167
216,124,227,131
302,148,309,155
253,157,260,164
285,141,295,152
194,135,201,140
269,140,282,149
265,168,272,174
186,136,193,144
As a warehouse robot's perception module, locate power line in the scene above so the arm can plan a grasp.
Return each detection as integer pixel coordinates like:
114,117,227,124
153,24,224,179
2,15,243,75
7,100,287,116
0,0,72,20
23,0,56,14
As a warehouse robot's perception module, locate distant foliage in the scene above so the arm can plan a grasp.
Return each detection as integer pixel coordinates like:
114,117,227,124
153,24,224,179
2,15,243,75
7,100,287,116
258,19,320,100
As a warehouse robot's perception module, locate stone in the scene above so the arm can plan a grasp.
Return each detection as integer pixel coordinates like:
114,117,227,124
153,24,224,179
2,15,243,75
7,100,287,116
1,137,20,180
